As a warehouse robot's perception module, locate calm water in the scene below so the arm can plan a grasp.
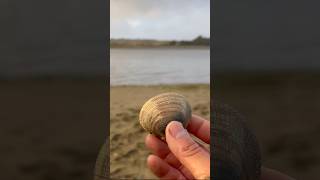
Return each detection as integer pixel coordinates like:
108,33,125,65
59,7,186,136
110,48,210,85
2,46,320,81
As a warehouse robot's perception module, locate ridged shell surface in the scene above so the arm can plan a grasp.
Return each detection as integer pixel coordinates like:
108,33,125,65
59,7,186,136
94,142,108,180
139,92,192,137
212,103,261,180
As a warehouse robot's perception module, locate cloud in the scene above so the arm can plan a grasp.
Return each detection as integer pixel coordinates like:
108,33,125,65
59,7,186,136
110,0,210,40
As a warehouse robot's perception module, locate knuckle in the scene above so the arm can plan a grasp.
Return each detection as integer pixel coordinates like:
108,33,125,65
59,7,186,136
179,141,202,158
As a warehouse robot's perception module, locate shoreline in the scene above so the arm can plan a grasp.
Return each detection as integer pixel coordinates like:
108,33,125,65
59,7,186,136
110,83,209,88
1,71,320,80
110,46,210,49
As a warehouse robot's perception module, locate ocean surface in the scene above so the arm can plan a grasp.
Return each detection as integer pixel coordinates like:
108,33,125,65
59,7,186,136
110,48,210,85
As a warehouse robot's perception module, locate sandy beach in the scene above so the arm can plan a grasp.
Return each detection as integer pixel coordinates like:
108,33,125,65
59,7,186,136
110,84,210,179
1,74,319,179
0,80,209,180
110,73,320,179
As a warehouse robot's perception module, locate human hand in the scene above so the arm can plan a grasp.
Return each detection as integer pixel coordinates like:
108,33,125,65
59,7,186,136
145,115,210,180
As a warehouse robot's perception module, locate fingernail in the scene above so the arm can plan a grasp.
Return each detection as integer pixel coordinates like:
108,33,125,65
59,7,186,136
168,121,188,139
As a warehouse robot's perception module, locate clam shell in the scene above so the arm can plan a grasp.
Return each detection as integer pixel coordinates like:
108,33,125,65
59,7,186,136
139,92,192,137
213,103,261,180
94,141,108,180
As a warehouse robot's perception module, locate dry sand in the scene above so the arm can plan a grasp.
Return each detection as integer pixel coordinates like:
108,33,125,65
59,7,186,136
110,84,210,179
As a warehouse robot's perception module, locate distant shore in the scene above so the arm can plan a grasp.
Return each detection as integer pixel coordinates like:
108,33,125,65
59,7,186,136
110,45,210,49
110,36,210,48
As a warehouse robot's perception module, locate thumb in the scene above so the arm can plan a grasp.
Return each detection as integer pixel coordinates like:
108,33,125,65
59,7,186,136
165,121,210,179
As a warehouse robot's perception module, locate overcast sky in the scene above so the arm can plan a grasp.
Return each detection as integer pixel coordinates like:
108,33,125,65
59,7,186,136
110,0,210,40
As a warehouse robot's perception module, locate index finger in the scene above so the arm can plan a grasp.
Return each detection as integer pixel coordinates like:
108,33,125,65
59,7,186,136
186,114,210,144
